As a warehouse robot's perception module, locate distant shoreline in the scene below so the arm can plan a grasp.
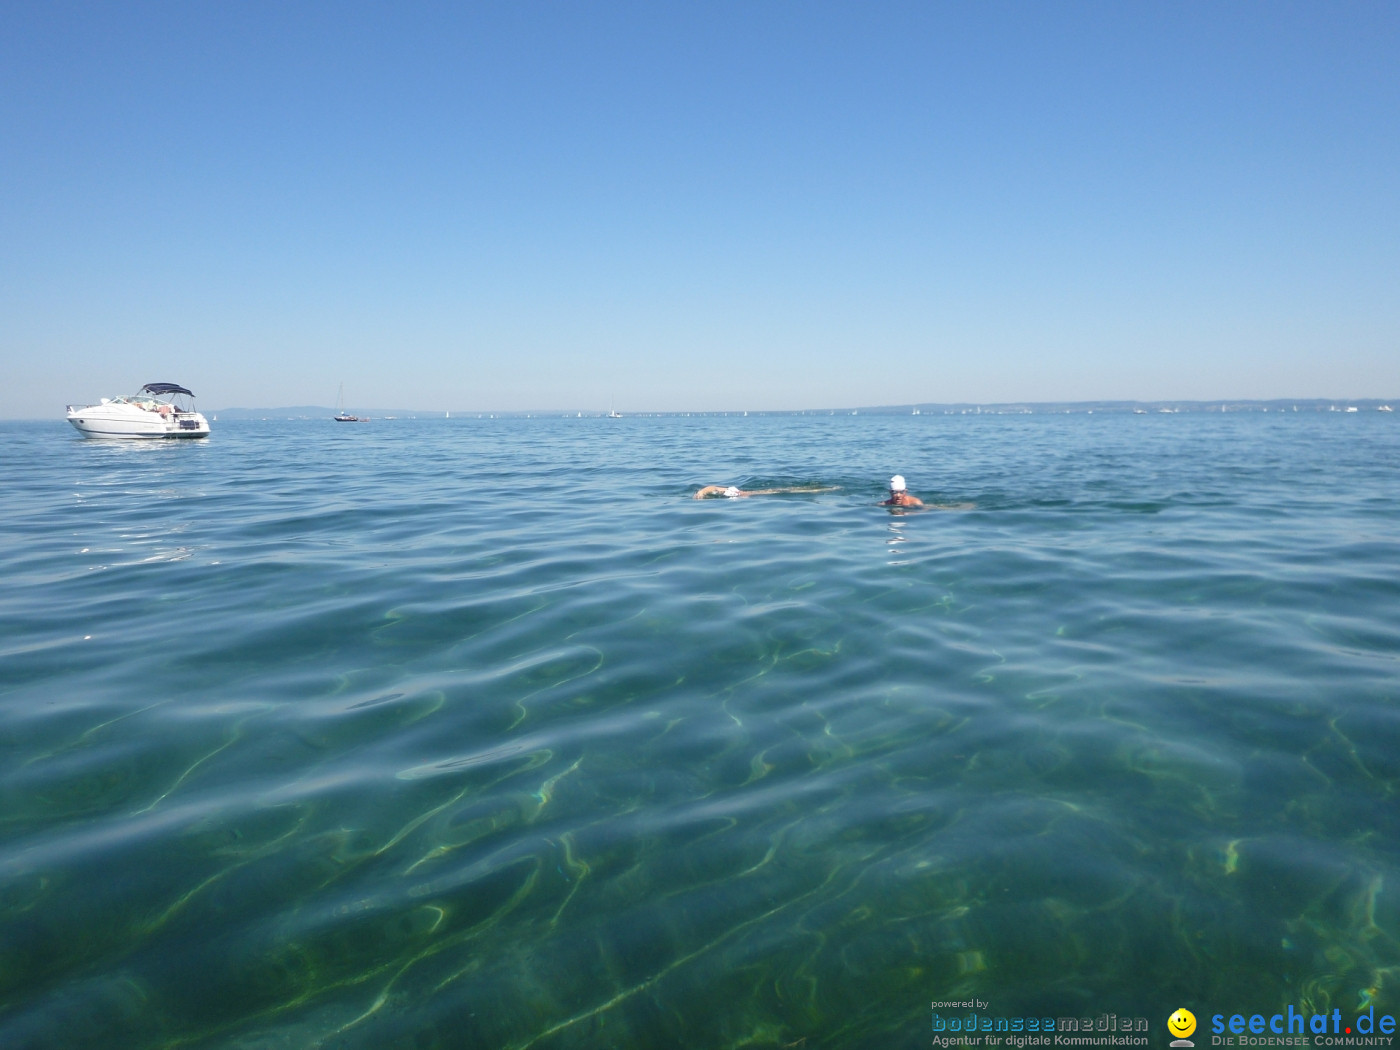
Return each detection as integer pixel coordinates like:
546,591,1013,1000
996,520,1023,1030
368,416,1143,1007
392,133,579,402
11,398,1395,423
127,397,1400,420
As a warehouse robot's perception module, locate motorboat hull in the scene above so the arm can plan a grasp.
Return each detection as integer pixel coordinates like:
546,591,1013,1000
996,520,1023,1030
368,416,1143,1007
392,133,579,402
66,396,210,439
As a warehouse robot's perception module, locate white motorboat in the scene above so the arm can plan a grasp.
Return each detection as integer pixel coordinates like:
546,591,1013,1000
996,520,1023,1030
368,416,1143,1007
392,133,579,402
66,383,211,439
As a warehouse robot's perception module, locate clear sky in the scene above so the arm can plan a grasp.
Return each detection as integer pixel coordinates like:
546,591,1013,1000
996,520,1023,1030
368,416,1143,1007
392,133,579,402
3,1,1397,416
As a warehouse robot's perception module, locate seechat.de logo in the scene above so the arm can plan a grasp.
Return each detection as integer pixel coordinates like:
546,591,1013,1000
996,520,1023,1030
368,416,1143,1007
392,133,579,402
1169,1008,1197,1047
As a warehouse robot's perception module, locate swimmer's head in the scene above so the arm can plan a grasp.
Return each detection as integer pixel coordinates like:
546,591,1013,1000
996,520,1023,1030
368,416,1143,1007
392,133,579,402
723,486,741,498
889,475,907,492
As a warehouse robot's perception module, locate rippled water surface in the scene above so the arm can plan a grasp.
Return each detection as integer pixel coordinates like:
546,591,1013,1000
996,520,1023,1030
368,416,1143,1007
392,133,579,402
2,412,1398,1048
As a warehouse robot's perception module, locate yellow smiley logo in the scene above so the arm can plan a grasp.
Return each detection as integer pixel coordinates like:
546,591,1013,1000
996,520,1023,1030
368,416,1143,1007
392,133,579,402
1169,1009,1197,1039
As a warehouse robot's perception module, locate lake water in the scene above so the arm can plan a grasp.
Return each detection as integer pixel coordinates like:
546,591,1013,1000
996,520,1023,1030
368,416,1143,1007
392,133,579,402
1,412,1397,1049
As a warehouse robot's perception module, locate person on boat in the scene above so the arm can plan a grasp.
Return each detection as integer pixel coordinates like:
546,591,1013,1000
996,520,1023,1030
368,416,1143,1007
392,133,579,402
694,484,836,499
881,475,924,508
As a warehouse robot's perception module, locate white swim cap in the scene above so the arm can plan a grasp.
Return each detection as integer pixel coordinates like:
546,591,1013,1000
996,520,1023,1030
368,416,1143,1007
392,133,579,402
889,475,906,491
723,486,741,498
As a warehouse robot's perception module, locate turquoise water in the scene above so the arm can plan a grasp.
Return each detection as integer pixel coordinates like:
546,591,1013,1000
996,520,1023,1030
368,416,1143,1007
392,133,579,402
1,413,1397,1049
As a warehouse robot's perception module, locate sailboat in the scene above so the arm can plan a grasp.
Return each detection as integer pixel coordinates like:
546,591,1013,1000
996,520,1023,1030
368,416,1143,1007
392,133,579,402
607,397,621,419
334,384,359,422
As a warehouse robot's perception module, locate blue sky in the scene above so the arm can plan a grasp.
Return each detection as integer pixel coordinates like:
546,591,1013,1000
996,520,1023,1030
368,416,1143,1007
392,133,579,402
3,1,1397,415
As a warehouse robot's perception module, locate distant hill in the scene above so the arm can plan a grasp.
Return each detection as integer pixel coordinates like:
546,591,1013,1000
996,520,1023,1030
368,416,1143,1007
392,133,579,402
211,406,420,419
206,398,1396,419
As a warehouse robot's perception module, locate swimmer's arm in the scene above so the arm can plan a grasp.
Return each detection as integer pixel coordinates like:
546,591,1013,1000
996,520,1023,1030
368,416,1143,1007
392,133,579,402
694,486,728,499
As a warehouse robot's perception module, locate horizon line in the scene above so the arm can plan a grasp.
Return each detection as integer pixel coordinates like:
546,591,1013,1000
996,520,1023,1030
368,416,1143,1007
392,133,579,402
15,395,1396,423
175,395,1400,415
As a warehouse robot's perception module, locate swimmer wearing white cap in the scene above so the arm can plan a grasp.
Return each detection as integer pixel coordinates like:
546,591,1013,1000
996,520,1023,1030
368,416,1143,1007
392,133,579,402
882,475,924,508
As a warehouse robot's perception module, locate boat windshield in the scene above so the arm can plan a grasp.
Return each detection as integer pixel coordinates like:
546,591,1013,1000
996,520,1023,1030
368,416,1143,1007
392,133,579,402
110,393,182,410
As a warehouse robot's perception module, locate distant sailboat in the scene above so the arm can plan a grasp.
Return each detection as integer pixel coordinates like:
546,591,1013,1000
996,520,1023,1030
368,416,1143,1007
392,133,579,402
607,398,621,418
334,384,358,422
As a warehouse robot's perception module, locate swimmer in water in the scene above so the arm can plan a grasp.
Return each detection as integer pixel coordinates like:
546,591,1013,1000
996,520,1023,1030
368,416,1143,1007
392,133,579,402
694,484,838,499
881,475,924,508
880,475,976,510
